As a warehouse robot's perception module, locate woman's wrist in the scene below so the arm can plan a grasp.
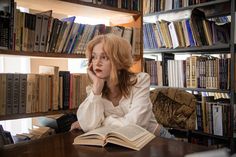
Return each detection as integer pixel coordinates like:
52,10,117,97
92,88,101,95
92,84,103,95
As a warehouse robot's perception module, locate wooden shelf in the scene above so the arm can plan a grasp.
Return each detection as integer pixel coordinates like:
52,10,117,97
0,109,77,121
61,0,141,15
169,128,230,140
150,86,230,93
144,44,230,54
0,0,143,123
16,0,141,21
143,0,235,153
0,49,85,58
191,130,230,140
144,0,230,20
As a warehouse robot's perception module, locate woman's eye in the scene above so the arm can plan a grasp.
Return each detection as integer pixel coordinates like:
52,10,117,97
91,55,96,60
102,56,108,60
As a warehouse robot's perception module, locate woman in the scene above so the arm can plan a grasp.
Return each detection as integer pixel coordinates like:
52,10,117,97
70,33,173,138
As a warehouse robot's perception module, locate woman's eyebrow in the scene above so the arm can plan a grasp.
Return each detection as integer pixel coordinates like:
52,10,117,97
92,52,106,55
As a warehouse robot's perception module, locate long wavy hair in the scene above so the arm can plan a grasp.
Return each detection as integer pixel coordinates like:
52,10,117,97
86,33,137,98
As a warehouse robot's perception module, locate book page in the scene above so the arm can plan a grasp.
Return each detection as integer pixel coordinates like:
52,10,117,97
73,126,115,146
107,132,155,151
109,124,148,141
80,125,114,138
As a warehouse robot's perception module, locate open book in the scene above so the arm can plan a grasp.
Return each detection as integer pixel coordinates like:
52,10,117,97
73,124,155,151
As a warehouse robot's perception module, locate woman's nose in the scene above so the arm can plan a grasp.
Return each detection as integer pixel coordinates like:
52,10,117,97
93,57,102,65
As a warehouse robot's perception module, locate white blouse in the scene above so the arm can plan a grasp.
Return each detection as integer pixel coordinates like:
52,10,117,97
76,72,159,133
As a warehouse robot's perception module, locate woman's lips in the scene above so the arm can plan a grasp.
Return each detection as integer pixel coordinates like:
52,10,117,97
95,69,102,73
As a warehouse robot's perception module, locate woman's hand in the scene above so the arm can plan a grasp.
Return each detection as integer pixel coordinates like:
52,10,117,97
87,63,105,95
70,121,81,131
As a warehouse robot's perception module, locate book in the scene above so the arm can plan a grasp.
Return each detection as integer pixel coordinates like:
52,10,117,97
34,14,43,51
12,74,20,114
212,103,223,136
0,14,10,50
73,124,155,151
57,16,76,53
19,74,27,114
39,65,59,110
38,10,52,52
162,53,175,86
59,71,70,109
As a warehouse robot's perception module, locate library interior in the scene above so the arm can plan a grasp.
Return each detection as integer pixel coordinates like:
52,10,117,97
0,0,236,157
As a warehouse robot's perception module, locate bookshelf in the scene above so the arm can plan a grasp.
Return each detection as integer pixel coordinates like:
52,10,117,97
16,0,141,19
168,127,231,141
0,109,77,121
144,43,230,54
0,0,143,120
150,85,230,93
143,0,235,153
0,49,85,58
143,0,230,18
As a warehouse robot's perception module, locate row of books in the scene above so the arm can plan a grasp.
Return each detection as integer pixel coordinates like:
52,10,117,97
195,95,231,137
144,59,163,86
143,16,230,49
143,0,214,15
186,56,230,89
0,71,89,116
144,54,173,86
0,0,14,50
145,55,231,90
0,0,140,56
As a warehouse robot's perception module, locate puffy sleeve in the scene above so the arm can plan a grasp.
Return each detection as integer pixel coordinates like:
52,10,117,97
102,73,153,129
76,87,105,132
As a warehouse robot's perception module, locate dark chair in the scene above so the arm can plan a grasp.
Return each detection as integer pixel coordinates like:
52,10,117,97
150,88,196,130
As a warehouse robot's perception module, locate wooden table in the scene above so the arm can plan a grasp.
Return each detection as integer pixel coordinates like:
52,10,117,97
0,130,210,157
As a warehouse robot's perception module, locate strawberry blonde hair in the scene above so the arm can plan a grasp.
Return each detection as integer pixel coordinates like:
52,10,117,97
86,33,137,98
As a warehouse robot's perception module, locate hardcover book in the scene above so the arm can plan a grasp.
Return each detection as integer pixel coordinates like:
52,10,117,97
73,124,155,151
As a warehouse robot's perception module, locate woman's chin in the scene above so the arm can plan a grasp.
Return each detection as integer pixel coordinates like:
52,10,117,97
95,74,105,79
95,74,108,80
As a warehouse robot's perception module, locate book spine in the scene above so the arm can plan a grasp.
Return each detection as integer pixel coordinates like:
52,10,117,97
0,74,6,116
15,10,21,51
39,15,49,52
12,74,20,114
19,74,27,114
59,71,70,110
46,17,54,52
34,15,43,52
9,0,15,50
28,14,36,52
6,74,13,115
22,13,28,51
26,74,32,113
0,16,10,50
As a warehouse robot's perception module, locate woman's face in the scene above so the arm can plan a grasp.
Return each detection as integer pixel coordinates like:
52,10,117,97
91,42,112,80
